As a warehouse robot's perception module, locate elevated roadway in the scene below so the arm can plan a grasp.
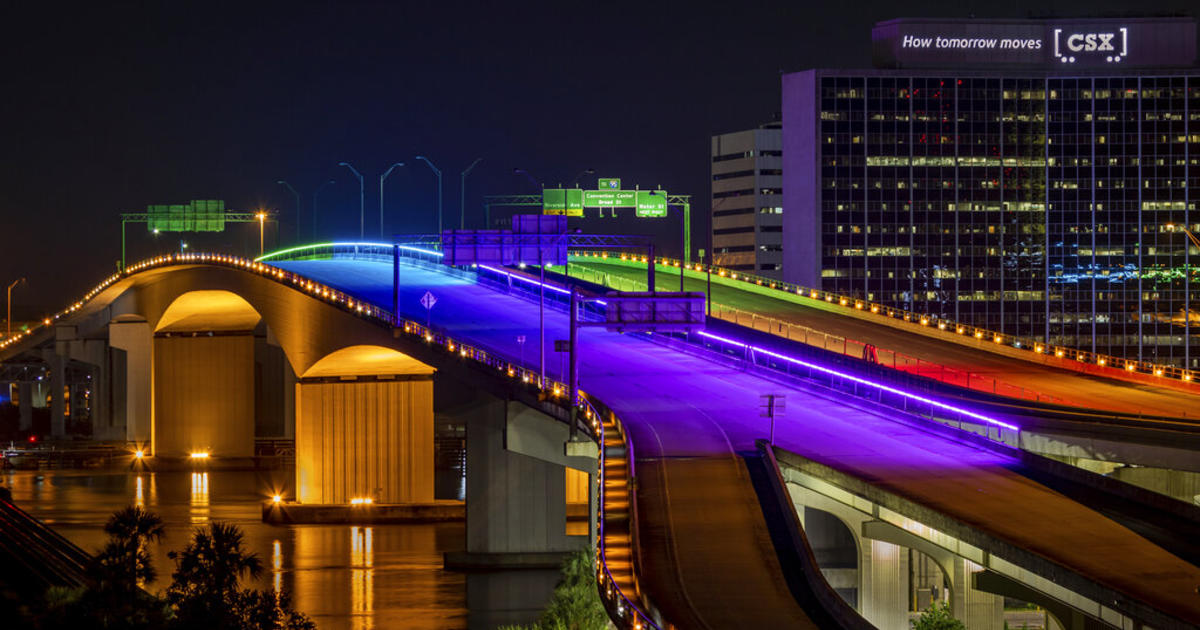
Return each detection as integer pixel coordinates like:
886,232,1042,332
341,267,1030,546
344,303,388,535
563,257,1200,420
277,256,1200,629
4,249,1198,628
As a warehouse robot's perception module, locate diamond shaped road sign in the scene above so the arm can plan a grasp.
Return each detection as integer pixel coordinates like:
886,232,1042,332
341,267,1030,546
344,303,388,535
420,291,437,310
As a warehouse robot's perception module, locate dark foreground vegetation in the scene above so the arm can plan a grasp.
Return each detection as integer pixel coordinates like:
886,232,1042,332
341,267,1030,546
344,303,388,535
0,505,315,629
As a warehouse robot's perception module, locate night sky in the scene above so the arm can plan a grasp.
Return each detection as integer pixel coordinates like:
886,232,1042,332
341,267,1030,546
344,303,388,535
1,0,1193,319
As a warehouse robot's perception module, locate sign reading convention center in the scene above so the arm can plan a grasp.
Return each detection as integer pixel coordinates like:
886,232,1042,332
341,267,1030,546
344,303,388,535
872,17,1196,69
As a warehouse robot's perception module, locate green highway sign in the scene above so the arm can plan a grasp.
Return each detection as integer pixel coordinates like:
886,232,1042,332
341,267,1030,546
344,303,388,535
542,188,584,216
635,190,668,217
597,177,621,190
582,190,636,207
542,185,669,217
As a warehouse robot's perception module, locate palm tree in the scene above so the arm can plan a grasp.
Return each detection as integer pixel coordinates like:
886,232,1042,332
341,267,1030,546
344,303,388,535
93,505,165,587
168,522,263,599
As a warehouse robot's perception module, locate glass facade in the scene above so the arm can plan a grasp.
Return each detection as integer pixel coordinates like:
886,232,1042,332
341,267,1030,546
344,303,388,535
810,72,1199,368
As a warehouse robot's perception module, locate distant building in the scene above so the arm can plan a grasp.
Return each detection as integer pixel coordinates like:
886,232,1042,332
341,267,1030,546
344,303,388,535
782,17,1200,368
711,122,783,279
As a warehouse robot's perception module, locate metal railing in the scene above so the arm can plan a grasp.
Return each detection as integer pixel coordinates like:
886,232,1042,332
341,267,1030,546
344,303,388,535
564,262,1075,406
566,251,1200,389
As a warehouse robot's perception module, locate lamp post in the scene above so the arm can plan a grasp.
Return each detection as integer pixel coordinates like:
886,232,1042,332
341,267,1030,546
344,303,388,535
6,278,25,341
312,179,336,240
460,158,482,230
571,168,596,188
256,212,267,257
380,162,405,238
338,162,365,239
513,167,540,189
276,181,301,243
415,156,443,235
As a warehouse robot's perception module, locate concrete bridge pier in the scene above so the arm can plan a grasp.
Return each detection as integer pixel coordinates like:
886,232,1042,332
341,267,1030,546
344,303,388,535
294,375,435,504
105,317,152,444
18,381,33,431
446,395,597,569
153,331,256,458
47,352,65,438
293,345,437,505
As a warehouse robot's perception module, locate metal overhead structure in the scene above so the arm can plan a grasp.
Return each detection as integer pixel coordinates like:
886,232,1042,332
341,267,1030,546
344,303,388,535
481,193,693,264
118,211,273,272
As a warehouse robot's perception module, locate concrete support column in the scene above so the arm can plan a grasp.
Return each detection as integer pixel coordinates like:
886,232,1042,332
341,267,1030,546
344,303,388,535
295,376,434,504
109,320,152,444
153,333,255,458
861,539,910,630
48,353,65,437
18,381,32,431
953,559,1004,630
463,399,585,556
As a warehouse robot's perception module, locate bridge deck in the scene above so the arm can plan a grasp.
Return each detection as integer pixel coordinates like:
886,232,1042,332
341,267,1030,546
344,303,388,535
569,260,1200,420
280,259,1200,627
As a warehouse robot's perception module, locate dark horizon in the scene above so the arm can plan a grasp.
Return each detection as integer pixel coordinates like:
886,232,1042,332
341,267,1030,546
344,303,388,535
2,0,1194,319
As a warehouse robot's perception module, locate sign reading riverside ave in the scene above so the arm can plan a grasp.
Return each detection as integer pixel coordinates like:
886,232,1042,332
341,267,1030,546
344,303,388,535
544,187,669,217
872,17,1196,69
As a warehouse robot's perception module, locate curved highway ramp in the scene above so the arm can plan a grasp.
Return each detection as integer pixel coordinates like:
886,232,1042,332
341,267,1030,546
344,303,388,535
277,254,1200,630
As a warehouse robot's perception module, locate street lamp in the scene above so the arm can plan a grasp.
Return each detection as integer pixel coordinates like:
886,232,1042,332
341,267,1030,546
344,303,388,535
415,156,443,235
312,179,336,240
513,167,540,189
6,278,26,341
460,158,482,230
571,168,596,188
256,212,267,257
276,181,301,243
338,162,366,239
379,162,406,238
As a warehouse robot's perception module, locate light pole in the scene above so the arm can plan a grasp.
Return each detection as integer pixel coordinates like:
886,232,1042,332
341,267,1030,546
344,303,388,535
571,168,596,188
460,158,482,230
513,167,540,189
6,278,26,341
338,162,365,239
276,181,301,243
256,212,267,257
312,179,336,240
379,162,406,239
415,156,443,235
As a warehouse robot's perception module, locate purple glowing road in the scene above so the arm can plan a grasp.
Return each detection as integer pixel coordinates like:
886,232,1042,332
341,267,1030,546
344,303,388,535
274,258,1200,625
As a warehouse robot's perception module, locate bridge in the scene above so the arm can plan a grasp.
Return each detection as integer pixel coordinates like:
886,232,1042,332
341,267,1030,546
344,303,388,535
2,243,1199,629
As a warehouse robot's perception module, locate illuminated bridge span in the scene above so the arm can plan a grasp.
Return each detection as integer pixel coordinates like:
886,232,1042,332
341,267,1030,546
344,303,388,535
562,253,1200,419
3,244,1199,629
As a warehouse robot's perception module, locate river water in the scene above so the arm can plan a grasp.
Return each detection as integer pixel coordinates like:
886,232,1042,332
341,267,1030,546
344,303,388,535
3,468,558,630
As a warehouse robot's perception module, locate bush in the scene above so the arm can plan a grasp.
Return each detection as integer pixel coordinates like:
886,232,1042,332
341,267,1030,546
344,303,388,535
912,601,965,630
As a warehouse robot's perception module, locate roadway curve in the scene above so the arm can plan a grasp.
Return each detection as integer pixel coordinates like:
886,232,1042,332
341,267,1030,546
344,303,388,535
568,260,1200,420
281,258,1200,628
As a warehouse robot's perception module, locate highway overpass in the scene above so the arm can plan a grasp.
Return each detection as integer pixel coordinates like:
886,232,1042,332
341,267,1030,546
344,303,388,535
2,245,1198,629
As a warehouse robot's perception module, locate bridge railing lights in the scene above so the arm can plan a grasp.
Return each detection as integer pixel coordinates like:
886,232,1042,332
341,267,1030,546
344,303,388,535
564,250,1199,391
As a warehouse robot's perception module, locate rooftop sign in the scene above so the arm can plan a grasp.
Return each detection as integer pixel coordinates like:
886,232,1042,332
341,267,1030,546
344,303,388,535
872,17,1196,69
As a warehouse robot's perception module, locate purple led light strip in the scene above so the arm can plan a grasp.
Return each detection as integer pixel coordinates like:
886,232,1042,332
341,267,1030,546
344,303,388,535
697,330,1020,432
477,264,607,305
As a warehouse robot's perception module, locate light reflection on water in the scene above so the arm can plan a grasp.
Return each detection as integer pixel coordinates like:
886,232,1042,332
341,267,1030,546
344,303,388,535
1,469,499,630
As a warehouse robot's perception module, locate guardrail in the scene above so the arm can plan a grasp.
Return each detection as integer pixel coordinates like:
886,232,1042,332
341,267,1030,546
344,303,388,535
12,248,660,630
564,261,1075,407
567,250,1199,389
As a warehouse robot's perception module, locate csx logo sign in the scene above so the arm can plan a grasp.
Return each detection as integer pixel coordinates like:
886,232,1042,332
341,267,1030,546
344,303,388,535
1068,33,1116,51
1053,27,1127,63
